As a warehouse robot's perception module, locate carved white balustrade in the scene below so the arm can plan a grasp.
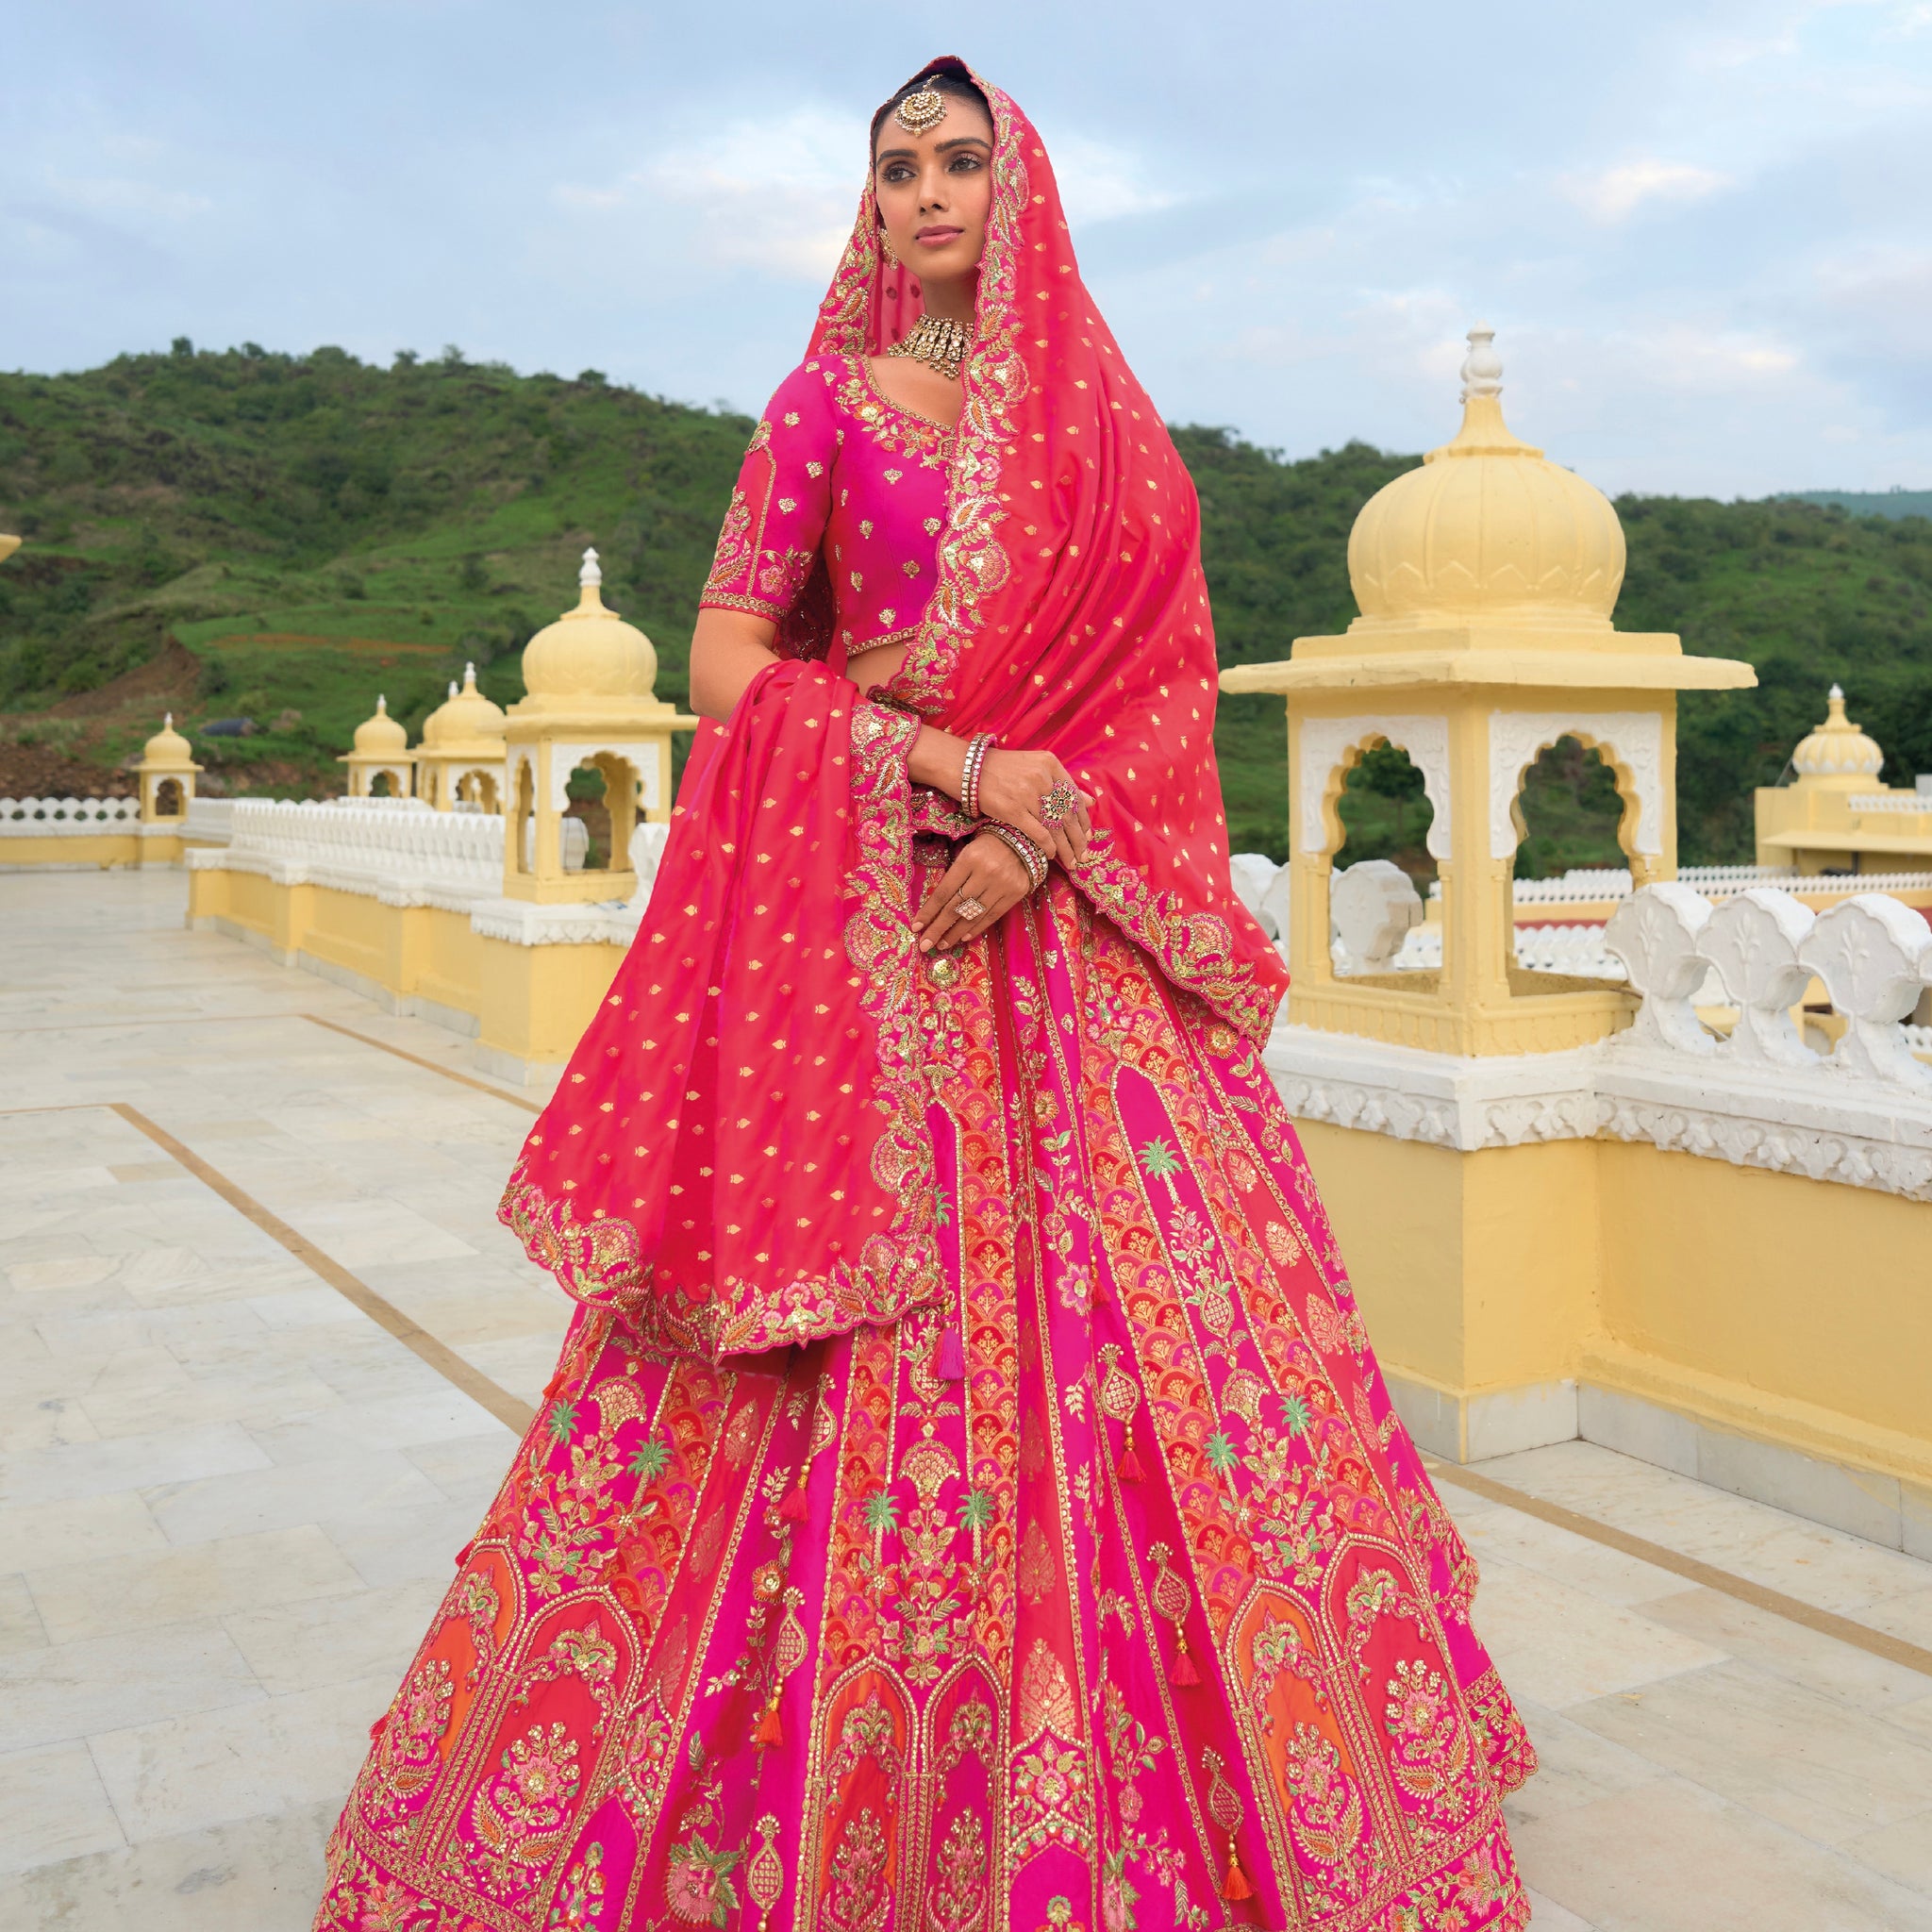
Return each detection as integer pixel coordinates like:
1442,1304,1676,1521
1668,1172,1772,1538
0,794,141,830
191,796,672,937
1800,894,1932,1089
180,798,235,843
1330,860,1422,972
1604,883,1716,1054
1700,889,1814,1069
1607,882,1932,1090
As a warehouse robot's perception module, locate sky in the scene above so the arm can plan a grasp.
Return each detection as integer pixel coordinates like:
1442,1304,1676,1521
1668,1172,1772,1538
4,0,1930,498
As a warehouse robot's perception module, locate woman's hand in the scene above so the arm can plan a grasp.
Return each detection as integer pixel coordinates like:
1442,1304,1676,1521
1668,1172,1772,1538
975,747,1094,869
911,831,1033,954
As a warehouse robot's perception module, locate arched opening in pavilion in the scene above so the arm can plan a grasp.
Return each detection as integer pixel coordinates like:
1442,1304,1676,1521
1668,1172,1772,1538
456,769,499,813
1510,735,1628,883
1334,741,1438,894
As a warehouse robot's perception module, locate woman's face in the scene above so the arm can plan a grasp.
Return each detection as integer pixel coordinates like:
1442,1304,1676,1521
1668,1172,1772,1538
872,93,994,282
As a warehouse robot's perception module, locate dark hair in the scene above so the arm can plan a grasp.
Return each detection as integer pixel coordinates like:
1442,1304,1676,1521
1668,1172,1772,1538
869,62,993,156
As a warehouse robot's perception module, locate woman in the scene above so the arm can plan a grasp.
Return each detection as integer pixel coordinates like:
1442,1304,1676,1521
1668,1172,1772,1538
315,58,1535,1932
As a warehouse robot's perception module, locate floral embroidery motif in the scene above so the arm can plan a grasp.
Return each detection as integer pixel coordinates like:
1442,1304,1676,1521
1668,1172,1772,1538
459,1721,582,1900
1386,1657,1474,1823
362,1657,453,1839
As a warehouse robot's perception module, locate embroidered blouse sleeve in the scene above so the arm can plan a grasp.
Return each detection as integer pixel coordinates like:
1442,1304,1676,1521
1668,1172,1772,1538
699,362,836,622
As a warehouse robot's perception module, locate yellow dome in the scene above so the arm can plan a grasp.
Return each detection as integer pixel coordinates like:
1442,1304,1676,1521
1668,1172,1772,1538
352,693,409,755
434,663,507,746
142,711,194,765
1791,684,1884,785
420,678,459,748
1347,325,1625,632
521,550,658,700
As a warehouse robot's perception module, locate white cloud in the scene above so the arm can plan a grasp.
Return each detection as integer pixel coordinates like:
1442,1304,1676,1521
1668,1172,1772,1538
39,166,212,222
1047,134,1183,225
556,108,863,282
1559,159,1733,223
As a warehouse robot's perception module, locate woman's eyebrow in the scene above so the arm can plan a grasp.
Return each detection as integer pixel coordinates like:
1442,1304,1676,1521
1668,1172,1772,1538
874,134,993,167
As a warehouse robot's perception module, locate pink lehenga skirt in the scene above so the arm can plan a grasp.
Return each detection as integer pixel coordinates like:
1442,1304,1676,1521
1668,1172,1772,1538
313,879,1536,1932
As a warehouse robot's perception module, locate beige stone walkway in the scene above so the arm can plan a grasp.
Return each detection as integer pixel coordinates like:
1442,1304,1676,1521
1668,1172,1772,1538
2,871,1931,1928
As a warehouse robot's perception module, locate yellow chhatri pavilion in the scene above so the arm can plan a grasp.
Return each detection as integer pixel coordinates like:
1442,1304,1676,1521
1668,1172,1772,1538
1223,322,1757,1055
132,712,200,823
339,694,414,799
1755,685,1932,874
501,548,698,903
414,663,508,811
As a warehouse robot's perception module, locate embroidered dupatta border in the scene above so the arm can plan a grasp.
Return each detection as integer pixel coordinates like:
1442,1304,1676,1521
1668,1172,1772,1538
497,693,947,1363
812,62,1281,1048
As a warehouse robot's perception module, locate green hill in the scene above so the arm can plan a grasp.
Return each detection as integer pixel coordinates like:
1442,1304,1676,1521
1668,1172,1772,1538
2,341,1928,870
1783,490,1932,522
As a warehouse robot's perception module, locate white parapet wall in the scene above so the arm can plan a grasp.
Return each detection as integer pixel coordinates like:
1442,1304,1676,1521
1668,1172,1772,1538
1266,882,1932,1193
0,793,231,870
187,796,672,941
1265,879,1932,1540
0,795,141,829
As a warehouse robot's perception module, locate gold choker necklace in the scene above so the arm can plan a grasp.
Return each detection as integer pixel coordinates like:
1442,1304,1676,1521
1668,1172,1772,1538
887,312,975,382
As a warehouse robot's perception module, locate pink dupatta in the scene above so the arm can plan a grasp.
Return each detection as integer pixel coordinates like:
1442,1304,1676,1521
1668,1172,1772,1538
499,58,1287,1361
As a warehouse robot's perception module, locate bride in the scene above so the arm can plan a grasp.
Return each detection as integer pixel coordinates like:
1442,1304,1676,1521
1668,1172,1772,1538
314,58,1535,1932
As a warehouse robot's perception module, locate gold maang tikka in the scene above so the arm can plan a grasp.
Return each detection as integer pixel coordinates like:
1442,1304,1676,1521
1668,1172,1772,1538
894,75,948,136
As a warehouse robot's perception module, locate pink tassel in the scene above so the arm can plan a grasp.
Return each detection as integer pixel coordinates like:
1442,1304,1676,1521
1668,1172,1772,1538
454,1541,475,1568
754,1697,784,1750
779,1481,808,1523
1169,1638,1202,1688
937,1324,965,1382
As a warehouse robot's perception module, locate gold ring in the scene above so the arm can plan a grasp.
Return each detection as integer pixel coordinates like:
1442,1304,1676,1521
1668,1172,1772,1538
953,895,988,924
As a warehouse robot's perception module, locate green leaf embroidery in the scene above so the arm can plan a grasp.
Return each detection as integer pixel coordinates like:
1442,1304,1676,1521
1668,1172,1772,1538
863,1490,902,1535
627,1435,670,1480
957,1487,994,1531
546,1397,580,1442
1280,1393,1313,1439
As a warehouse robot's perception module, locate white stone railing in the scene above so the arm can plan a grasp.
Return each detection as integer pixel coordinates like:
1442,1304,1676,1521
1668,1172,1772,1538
1607,883,1932,1087
1848,793,1931,815
1231,852,1932,964
1266,879,1932,1201
189,797,674,941
224,798,507,893
1501,867,1634,905
1371,921,1624,978
181,798,235,843
0,795,140,830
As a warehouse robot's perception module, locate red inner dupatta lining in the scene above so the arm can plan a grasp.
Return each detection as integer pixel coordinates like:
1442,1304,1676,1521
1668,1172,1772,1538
498,57,1288,1361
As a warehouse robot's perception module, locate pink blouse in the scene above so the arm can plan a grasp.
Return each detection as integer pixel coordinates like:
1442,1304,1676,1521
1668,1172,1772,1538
699,355,953,668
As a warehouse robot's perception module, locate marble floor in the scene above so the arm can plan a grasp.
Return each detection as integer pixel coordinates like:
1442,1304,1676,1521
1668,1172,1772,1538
3,871,1931,1929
